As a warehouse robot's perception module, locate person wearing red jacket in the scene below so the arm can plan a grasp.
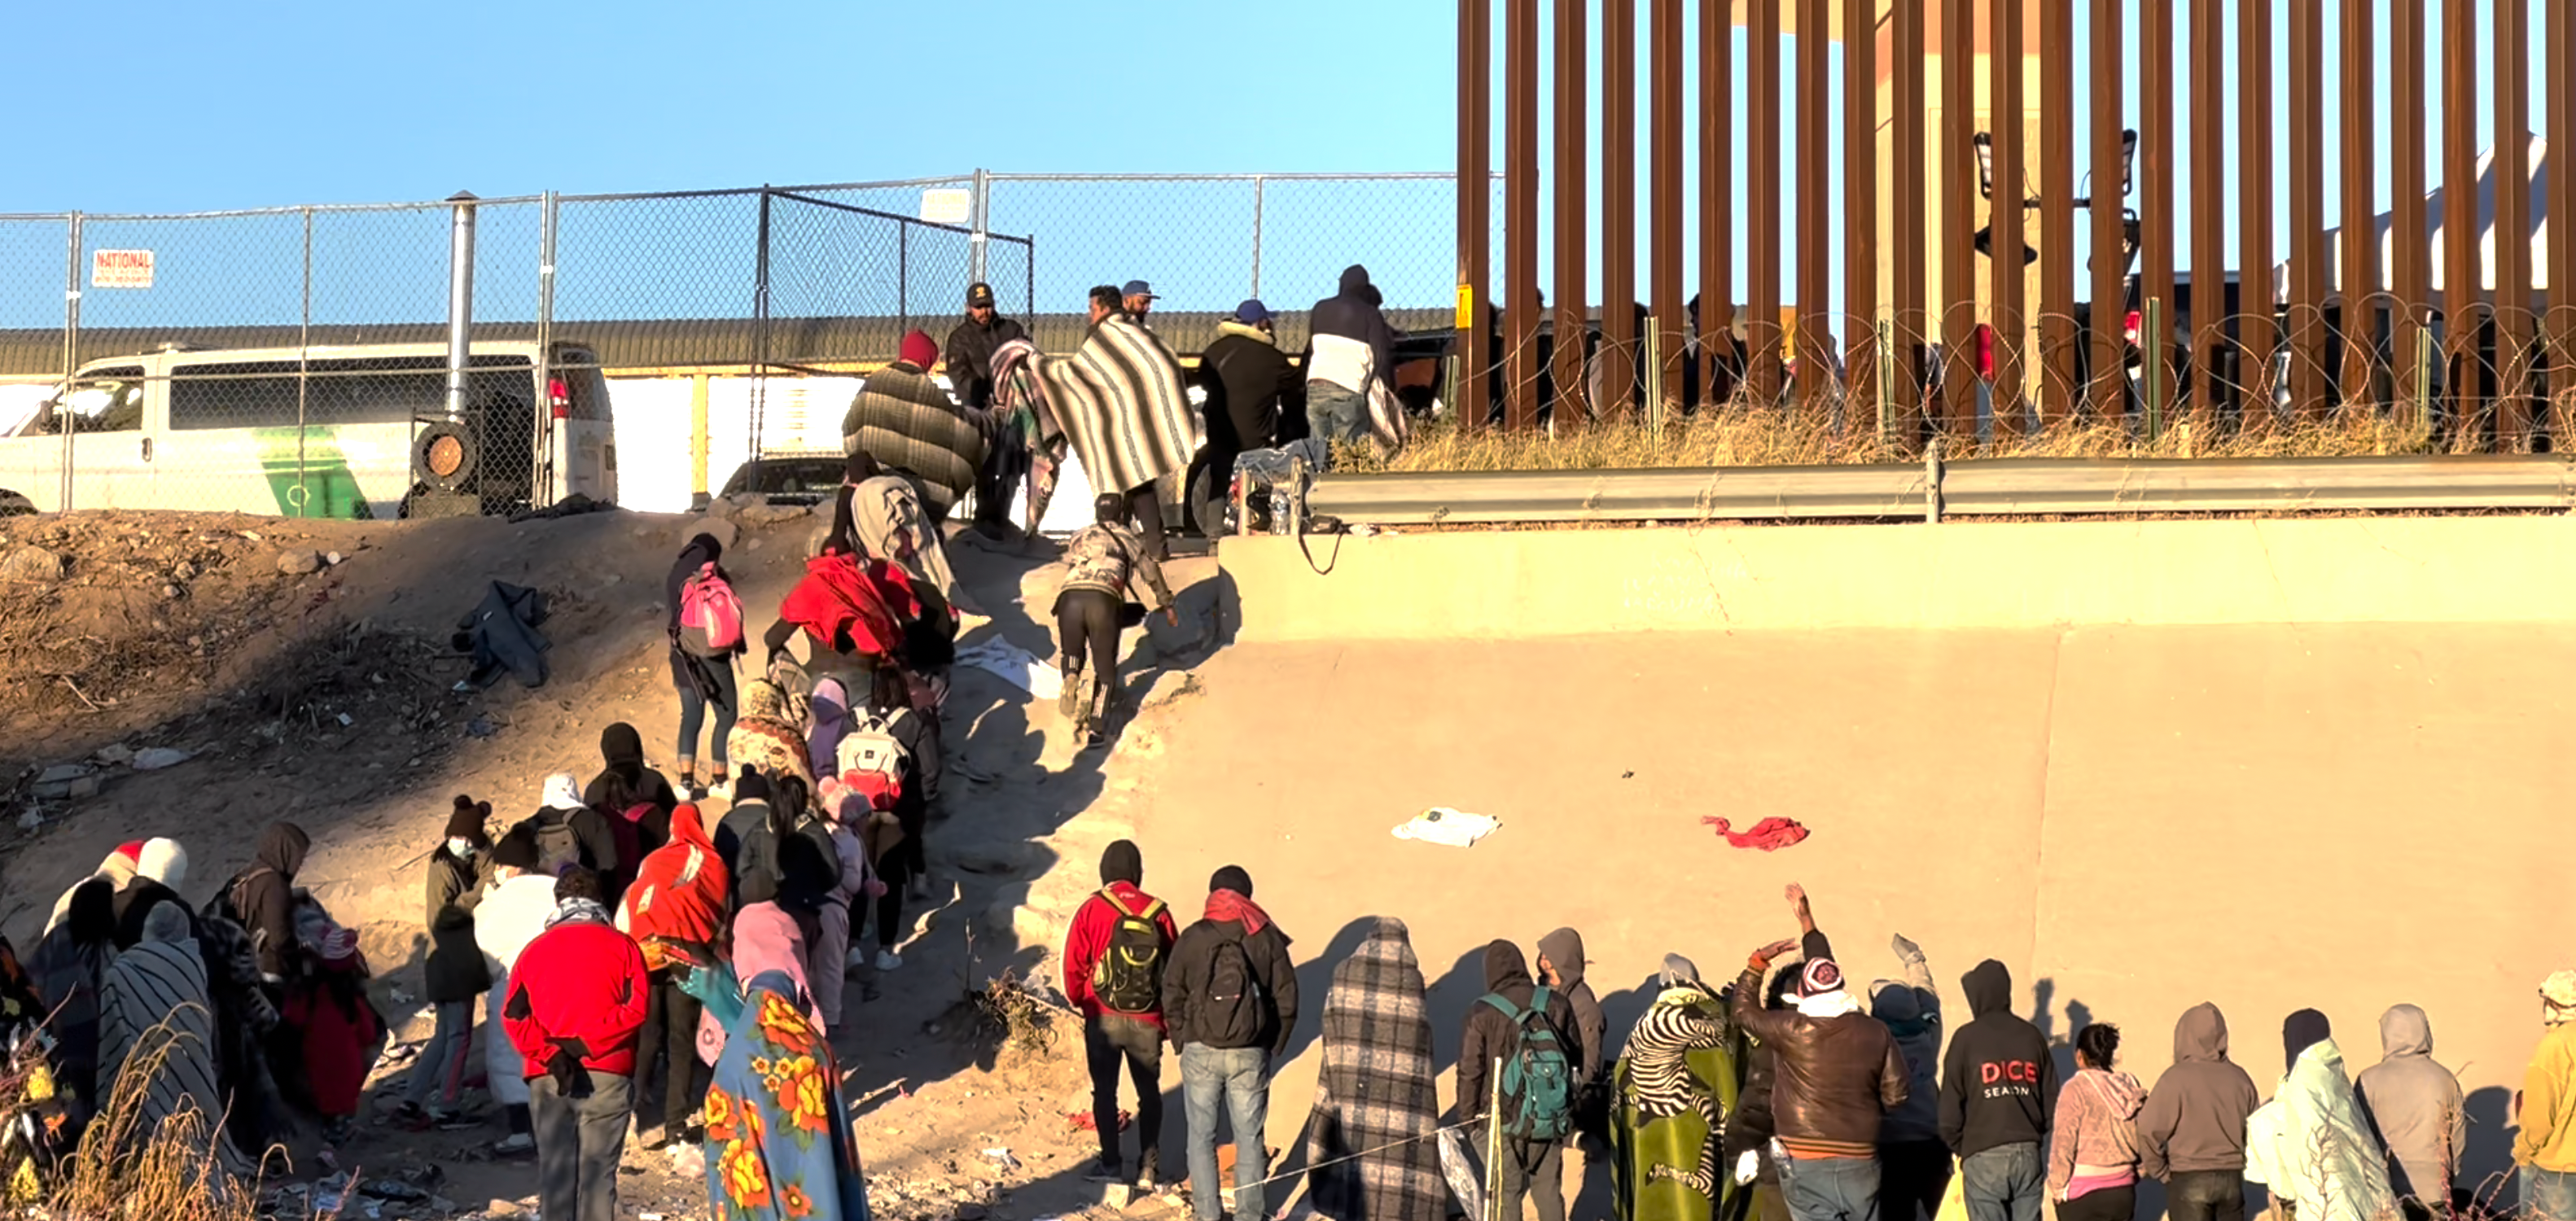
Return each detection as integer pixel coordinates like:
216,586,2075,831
617,803,729,1149
504,868,649,1221
1061,840,1180,1187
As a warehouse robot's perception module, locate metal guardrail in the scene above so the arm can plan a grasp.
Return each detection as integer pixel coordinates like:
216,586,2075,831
1306,454,2576,526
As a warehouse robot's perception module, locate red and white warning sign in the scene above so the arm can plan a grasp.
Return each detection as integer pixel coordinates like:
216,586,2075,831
90,249,155,289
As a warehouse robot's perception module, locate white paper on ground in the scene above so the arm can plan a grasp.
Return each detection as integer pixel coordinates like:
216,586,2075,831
954,639,1062,701
1391,807,1500,847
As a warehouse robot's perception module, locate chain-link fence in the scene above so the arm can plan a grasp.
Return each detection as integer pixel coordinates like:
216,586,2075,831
0,168,1497,519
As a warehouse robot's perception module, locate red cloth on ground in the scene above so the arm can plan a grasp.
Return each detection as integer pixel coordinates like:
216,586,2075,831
1060,882,1181,1028
281,972,383,1118
777,554,920,662
1702,816,1810,851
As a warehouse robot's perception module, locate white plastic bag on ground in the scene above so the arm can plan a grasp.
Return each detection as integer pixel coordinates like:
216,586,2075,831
954,639,1062,701
1392,807,1500,847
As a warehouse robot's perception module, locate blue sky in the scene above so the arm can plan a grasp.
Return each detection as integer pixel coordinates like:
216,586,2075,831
2,0,2554,322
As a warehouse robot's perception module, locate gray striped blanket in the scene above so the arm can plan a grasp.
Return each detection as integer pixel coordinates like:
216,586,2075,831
841,365,993,514
1030,317,1200,496
100,935,253,1175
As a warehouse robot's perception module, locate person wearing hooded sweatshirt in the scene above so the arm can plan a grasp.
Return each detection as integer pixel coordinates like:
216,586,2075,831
619,801,729,1147
517,772,620,881
2355,1004,2465,1215
1938,961,2056,1221
1303,265,1400,452
1061,841,1181,1186
841,448,978,616
503,867,648,1221
1163,865,1298,1221
28,878,116,1133
1538,927,1606,1123
1056,491,1179,747
2135,1003,2262,1221
2244,1011,2396,1221
1731,882,1909,1221
669,532,745,797
1869,935,1946,1221
2517,971,2576,1221
107,838,191,951
2048,1023,2147,1221
477,828,563,1155
223,822,310,988
1460,939,1583,1221
397,797,493,1128
587,722,678,879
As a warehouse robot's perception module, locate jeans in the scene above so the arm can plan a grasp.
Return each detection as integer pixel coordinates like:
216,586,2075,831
1086,1014,1165,1173
632,969,704,1135
2166,1169,2246,1221
676,655,738,774
1307,383,1368,451
2530,1168,2576,1221
1878,1139,1953,1221
529,1069,632,1221
402,1000,474,1110
1778,1153,1882,1221
1499,1137,1567,1221
1960,1143,2044,1221
1180,1043,1270,1221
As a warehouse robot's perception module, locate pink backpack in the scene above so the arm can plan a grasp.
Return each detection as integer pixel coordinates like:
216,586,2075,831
677,562,744,656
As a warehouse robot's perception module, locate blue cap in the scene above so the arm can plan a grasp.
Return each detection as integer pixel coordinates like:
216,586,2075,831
1121,279,1155,299
1233,299,1272,324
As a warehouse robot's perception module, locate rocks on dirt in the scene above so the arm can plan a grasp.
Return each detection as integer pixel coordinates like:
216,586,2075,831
277,548,324,575
133,746,193,771
738,502,812,526
2,545,64,584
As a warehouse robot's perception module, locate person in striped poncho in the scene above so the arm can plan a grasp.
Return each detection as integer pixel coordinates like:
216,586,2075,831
99,902,254,1177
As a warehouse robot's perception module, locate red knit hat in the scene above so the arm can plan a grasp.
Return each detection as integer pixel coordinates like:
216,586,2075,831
898,330,938,370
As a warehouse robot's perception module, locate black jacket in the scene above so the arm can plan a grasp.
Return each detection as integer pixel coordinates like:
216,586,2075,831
944,314,1028,408
1304,265,1400,392
1163,911,1299,1056
1457,941,1579,1125
423,847,491,1003
1196,326,1303,457
586,722,677,860
1937,959,2057,1157
227,822,309,982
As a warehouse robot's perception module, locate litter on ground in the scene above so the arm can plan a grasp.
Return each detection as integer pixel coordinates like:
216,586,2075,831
1391,807,1500,847
955,639,1063,700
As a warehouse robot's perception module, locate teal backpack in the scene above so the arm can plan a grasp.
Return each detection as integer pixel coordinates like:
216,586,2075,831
1478,986,1575,1140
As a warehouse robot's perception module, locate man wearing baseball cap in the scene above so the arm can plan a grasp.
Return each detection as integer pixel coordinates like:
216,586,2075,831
1121,280,1157,329
944,282,1028,535
2517,970,2576,1219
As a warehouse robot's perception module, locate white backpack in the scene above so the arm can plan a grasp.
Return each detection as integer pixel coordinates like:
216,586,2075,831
837,709,913,792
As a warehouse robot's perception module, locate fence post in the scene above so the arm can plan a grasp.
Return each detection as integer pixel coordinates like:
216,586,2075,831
2414,318,2434,448
1645,323,1666,444
752,188,773,470
2142,296,2166,443
970,167,991,286
1877,317,1895,447
59,213,81,513
445,192,478,422
299,207,313,515
1251,175,1266,299
899,223,911,339
537,190,559,509
690,374,712,511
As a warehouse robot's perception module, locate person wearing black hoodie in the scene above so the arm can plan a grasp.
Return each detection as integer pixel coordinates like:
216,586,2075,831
1302,265,1399,453
1938,961,2057,1221
668,533,744,796
1539,924,1609,1204
1461,939,1582,1221
1163,866,1298,1221
226,822,311,987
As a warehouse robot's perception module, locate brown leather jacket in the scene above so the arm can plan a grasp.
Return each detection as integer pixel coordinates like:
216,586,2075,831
1731,961,1911,1153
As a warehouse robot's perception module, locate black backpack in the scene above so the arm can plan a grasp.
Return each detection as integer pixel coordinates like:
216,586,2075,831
1089,890,1168,1015
1198,935,1269,1049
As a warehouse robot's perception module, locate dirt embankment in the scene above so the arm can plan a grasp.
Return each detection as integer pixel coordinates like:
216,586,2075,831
0,501,1229,1221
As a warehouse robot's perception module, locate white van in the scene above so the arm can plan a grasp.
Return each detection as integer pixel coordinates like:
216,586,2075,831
0,340,616,519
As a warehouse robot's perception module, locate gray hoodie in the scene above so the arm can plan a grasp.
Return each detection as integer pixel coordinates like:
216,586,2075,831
2136,1003,2263,1178
1539,927,1606,1083
2354,1004,2465,1204
1869,956,1943,1146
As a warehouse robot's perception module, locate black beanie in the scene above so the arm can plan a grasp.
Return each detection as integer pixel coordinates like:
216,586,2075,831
444,796,492,846
732,767,773,806
489,826,541,872
1209,864,1253,898
2284,1009,2333,1072
1100,840,1143,887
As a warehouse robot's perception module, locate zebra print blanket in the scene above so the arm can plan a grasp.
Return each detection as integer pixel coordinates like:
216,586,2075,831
1303,917,1444,1221
1029,317,1200,497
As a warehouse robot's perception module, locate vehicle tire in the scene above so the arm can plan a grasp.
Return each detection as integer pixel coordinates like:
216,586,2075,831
0,490,33,518
413,422,480,493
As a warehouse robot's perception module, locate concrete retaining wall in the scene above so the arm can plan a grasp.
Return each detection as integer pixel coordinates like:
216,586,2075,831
1219,514,2576,640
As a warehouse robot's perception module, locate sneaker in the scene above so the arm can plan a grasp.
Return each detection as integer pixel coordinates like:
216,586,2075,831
493,1132,537,1156
875,949,902,972
847,947,873,971
709,778,733,802
1085,1158,1124,1184
1058,672,1084,720
906,873,933,903
1136,1155,1162,1191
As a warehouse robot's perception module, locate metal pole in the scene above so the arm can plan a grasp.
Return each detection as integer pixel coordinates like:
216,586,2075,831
1645,323,1665,443
753,188,773,470
59,213,80,513
1485,1057,1505,1221
1877,317,1895,444
899,223,912,339
445,191,478,422
1457,0,1494,426
970,167,991,286
537,190,559,505
1650,0,1686,419
299,207,313,514
1507,0,1542,429
1250,176,1266,299
2144,296,2167,441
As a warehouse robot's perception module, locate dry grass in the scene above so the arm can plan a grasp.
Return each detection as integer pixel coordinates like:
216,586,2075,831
1346,406,2520,475
5,1017,293,1221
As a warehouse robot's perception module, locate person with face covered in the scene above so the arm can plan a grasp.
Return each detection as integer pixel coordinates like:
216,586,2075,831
1458,939,1583,1221
2355,1004,2466,1217
395,797,494,1128
1937,961,2056,1221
